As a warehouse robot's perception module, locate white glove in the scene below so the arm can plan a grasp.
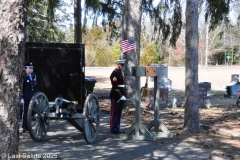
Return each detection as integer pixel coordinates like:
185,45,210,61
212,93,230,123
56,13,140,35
20,98,24,104
120,96,127,101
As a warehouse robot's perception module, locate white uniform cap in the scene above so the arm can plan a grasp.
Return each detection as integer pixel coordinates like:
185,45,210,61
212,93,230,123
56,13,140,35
115,59,125,65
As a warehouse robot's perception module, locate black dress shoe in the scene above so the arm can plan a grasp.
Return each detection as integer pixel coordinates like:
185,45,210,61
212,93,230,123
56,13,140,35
118,131,125,134
111,131,121,134
111,131,125,134
111,131,119,134
23,129,28,133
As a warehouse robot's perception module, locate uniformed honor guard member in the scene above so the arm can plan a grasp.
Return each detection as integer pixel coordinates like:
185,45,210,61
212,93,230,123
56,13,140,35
21,62,37,133
109,59,127,134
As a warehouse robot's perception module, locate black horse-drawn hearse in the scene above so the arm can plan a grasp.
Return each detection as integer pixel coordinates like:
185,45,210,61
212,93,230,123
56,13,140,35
25,42,99,144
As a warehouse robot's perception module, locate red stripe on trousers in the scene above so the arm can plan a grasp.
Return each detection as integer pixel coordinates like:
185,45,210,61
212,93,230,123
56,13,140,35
110,99,115,131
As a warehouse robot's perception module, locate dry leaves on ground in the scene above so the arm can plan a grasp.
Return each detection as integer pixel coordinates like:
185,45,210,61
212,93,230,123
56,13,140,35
99,90,240,159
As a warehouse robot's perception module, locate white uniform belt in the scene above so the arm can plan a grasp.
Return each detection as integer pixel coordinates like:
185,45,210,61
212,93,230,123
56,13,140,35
118,85,125,87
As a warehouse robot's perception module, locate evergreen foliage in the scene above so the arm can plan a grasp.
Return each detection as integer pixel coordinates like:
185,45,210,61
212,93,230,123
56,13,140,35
84,0,183,46
149,0,182,46
84,0,122,40
204,0,230,30
211,45,240,65
212,51,225,65
27,0,67,42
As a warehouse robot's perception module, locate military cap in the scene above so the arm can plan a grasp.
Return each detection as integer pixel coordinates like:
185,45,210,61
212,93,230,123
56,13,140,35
115,59,125,65
25,62,33,67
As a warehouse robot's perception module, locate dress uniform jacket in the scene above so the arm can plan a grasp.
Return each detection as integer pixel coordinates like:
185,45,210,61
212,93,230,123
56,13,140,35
109,67,126,133
22,73,37,100
110,68,126,100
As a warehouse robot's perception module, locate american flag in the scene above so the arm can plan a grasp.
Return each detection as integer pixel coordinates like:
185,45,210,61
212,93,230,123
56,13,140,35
120,37,136,53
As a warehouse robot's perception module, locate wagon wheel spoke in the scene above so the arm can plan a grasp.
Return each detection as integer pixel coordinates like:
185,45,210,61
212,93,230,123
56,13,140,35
31,118,40,127
82,93,100,144
88,122,97,138
30,115,41,120
89,125,95,138
33,117,45,139
43,103,48,112
41,97,48,112
92,117,99,124
37,123,41,138
44,119,49,126
84,117,97,132
28,92,50,142
91,105,98,113
91,108,99,123
34,98,42,113
90,122,97,132
40,121,45,137
32,101,41,113
32,121,40,136
32,107,41,115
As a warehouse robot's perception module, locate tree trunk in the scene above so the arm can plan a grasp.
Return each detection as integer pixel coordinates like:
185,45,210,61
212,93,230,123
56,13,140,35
74,0,82,43
0,0,27,156
183,0,200,132
122,0,142,106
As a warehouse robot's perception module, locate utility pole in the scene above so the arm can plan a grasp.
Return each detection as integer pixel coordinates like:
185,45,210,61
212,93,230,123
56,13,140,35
224,24,226,65
231,27,233,65
205,22,209,66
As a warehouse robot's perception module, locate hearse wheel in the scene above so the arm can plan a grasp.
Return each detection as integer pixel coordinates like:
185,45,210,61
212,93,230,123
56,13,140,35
27,92,50,142
82,93,100,144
